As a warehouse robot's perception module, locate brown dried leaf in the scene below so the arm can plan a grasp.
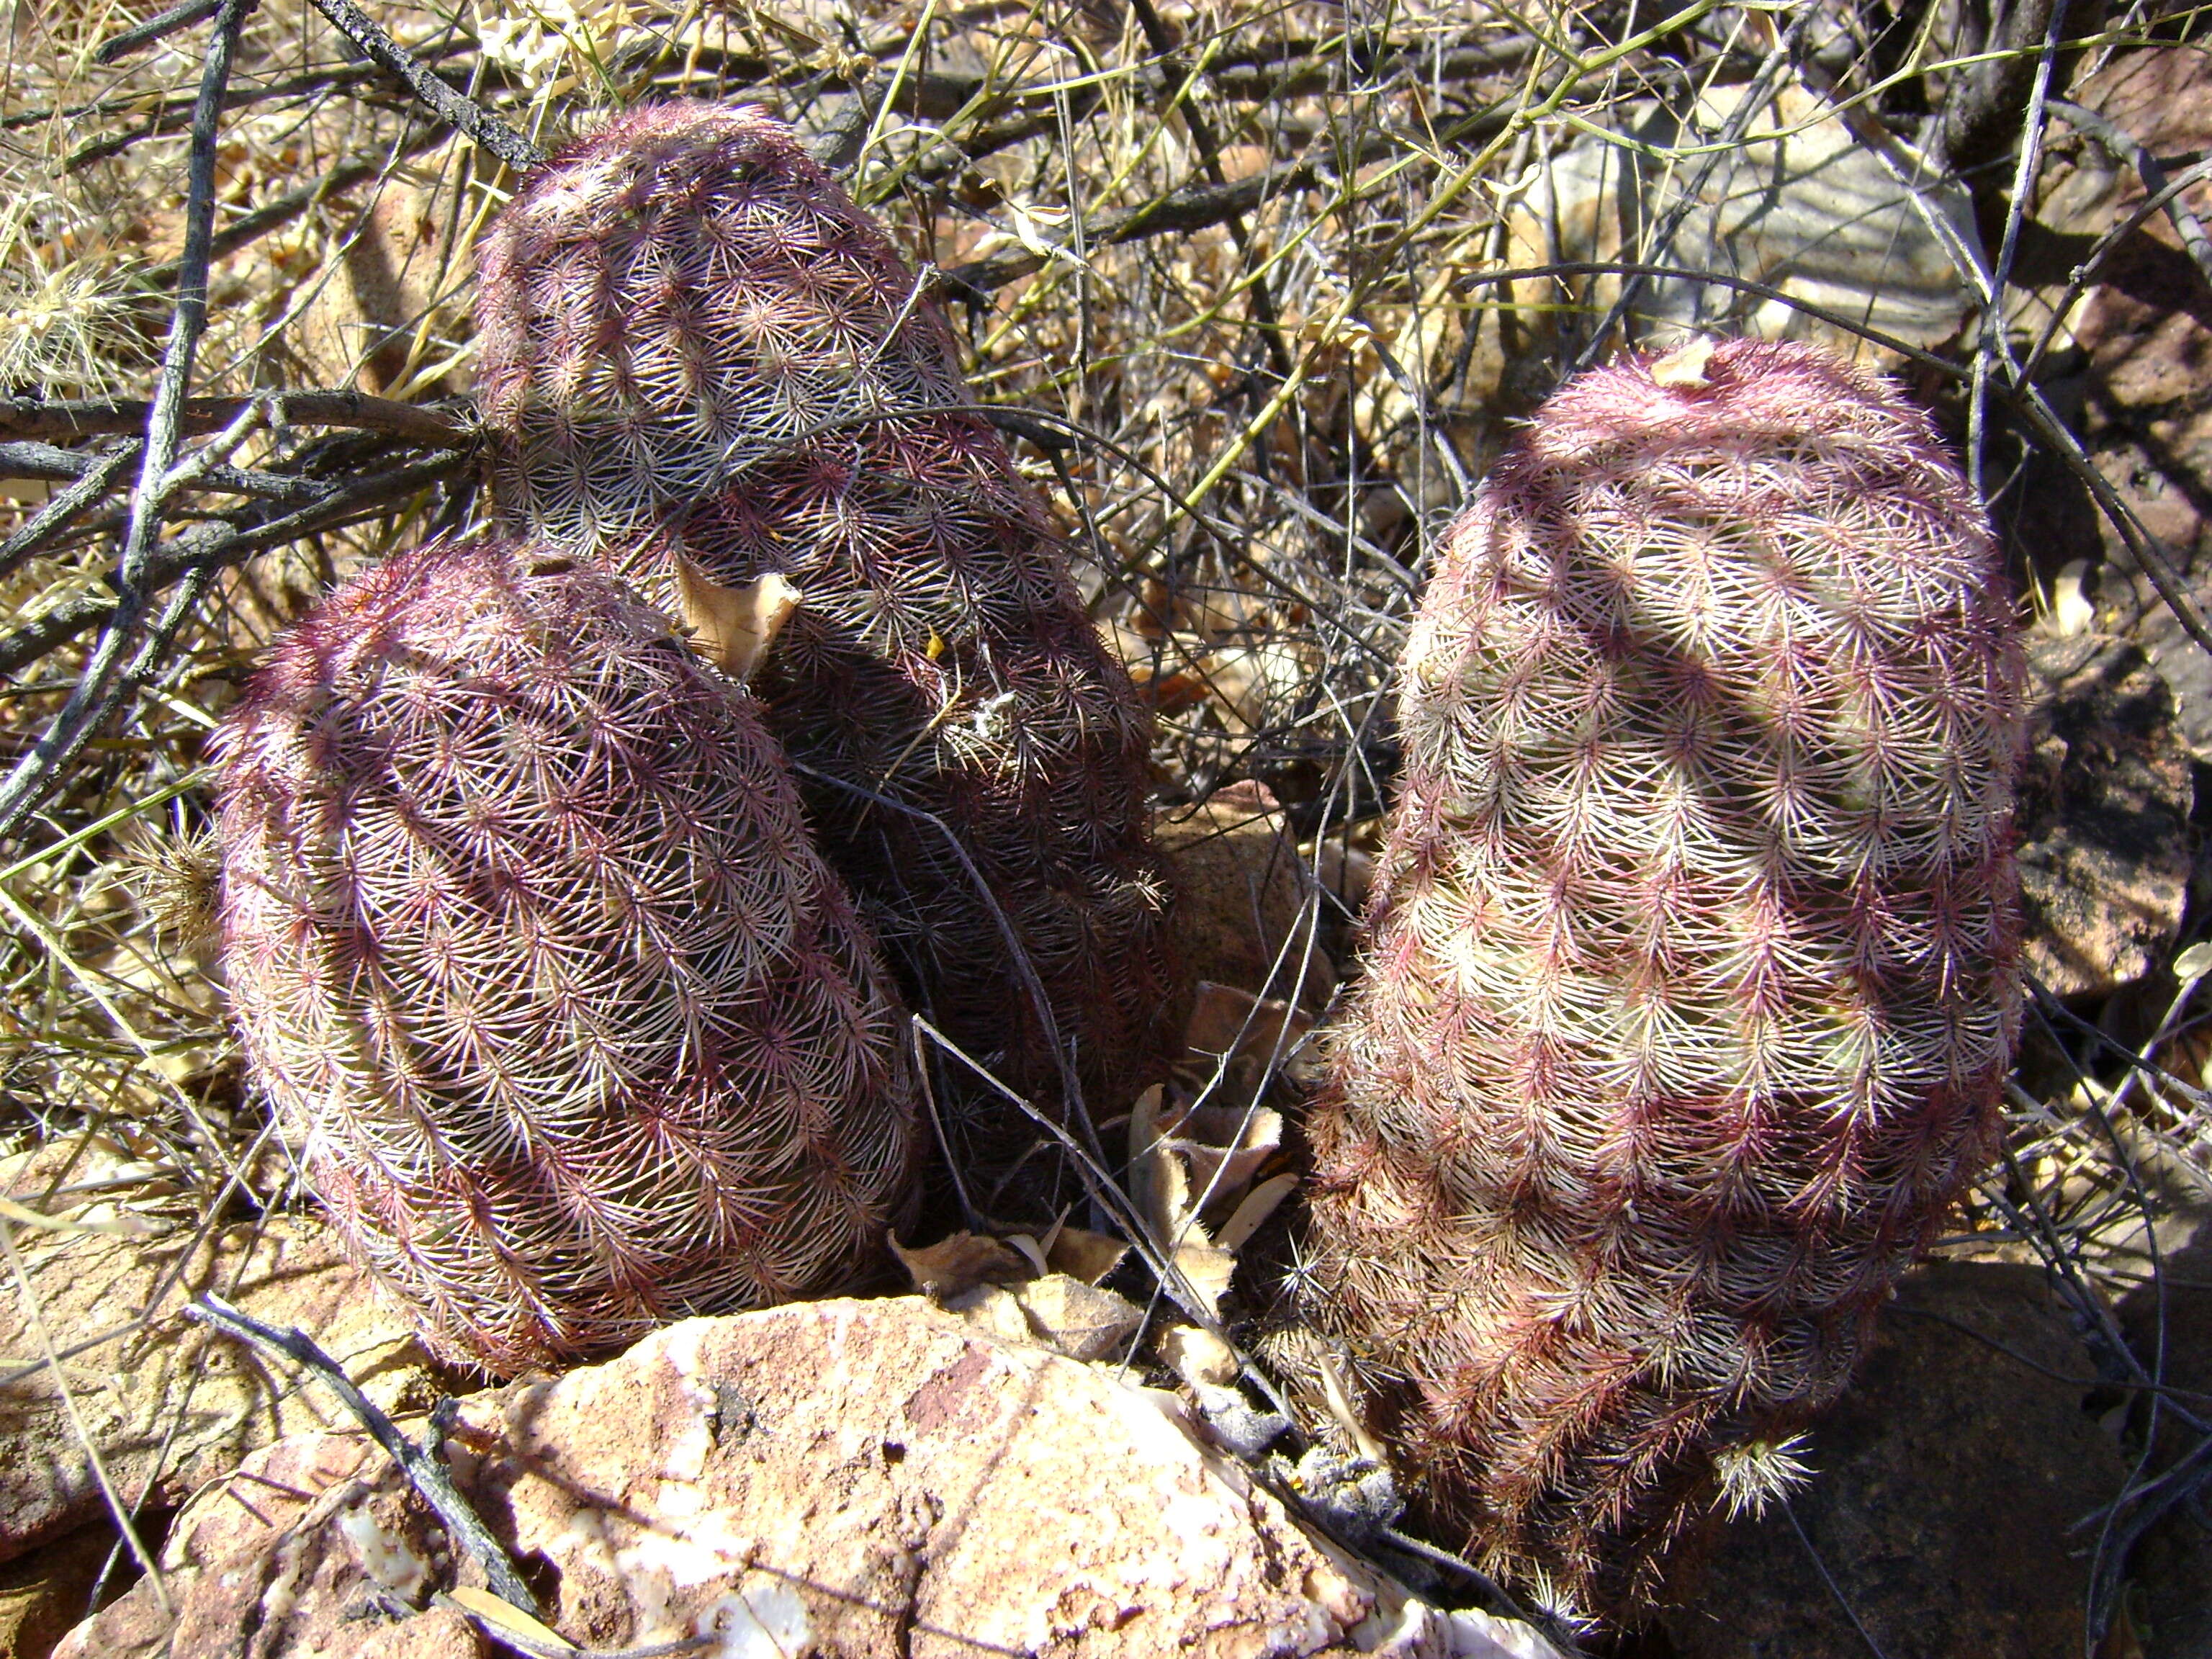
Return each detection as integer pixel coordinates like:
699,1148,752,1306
1160,1103,1282,1215
1128,1084,1176,1245
673,557,801,682
1158,1323,1238,1388
1182,982,1313,1064
1215,1173,1298,1254
1171,1235,1237,1323
440,1587,576,1654
1649,335,1717,387
1004,1233,1051,1278
891,1232,1033,1300
1011,1275,1145,1362
938,1282,1035,1345
1044,1224,1129,1285
1128,1086,1238,1320
1314,1347,1386,1465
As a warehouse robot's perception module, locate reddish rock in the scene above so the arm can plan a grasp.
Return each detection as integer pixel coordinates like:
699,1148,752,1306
1156,781,1334,1018
0,1190,439,1568
55,1297,1563,1659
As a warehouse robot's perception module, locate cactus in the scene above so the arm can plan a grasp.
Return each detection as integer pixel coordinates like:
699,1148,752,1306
473,102,1174,1171
1303,339,2027,1615
212,535,920,1375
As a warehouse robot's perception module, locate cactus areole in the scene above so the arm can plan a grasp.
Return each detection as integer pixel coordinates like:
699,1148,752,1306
473,103,1175,1177
212,537,920,1375
1305,339,2028,1615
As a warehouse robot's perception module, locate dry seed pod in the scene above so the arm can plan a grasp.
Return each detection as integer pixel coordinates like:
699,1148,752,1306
1304,338,2028,1615
212,536,919,1374
475,102,1174,1172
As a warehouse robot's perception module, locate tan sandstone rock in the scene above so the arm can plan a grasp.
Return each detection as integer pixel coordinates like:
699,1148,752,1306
1156,781,1334,1017
0,1189,441,1567
54,1296,1561,1659
2015,635,2194,997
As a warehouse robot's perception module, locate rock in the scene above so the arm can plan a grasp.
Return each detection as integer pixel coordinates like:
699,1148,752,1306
1655,1261,2131,1659
0,1524,117,1659
1156,781,1334,1015
2111,1188,2212,1659
1506,78,1979,363
50,1433,480,1659
2014,47,2212,742
0,1187,441,1567
55,1296,1567,1659
293,176,450,396
2015,635,2194,997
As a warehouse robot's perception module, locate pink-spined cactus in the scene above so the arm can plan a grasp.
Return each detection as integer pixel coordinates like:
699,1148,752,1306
1303,339,2028,1616
212,536,920,1375
472,103,1174,1173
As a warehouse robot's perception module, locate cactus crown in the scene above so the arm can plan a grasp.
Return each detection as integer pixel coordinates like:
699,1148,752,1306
213,535,919,1374
1305,338,2026,1614
475,102,969,554
474,103,1176,1179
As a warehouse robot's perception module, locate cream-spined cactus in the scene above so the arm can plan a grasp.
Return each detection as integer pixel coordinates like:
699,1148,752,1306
212,534,920,1374
474,102,1174,1172
1303,338,2028,1614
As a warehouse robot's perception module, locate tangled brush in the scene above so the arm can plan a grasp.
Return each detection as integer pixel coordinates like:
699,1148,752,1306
474,102,1174,1173
212,535,920,1375
1303,338,2028,1615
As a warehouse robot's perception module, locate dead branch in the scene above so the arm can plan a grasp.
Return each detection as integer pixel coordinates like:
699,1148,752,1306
189,1294,542,1619
94,0,225,62
0,0,253,846
0,451,467,679
0,393,474,449
2048,99,2212,290
302,0,544,171
0,449,140,585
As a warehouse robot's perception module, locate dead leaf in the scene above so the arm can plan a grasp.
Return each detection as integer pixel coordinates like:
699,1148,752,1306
1314,1346,1385,1465
1158,1323,1238,1387
1171,1236,1237,1321
939,1282,1035,1345
1012,1275,1145,1362
1215,1173,1298,1254
891,1232,1033,1300
1159,1103,1282,1215
1650,335,1717,387
1044,1224,1129,1285
2042,559,2097,638
673,557,801,682
1004,1233,1051,1278
440,1587,577,1655
1182,982,1313,1065
1128,1085,1260,1321
1128,1084,1173,1244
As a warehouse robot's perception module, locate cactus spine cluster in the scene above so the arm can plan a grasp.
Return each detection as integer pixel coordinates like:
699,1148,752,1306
212,536,920,1375
473,103,1174,1162
1303,339,2027,1614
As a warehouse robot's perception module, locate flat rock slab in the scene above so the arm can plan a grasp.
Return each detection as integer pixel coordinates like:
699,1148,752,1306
2014,636,2194,998
54,1297,1557,1659
1658,1260,2130,1659
0,1202,440,1568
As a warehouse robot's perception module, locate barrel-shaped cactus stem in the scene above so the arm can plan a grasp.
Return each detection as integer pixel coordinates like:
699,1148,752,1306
474,102,1175,1188
212,534,920,1375
1304,338,2028,1616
